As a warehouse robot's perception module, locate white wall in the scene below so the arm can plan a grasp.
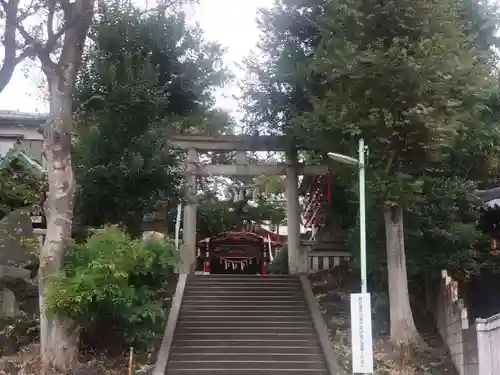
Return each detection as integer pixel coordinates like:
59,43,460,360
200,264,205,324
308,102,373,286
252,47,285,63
0,137,16,156
0,124,44,163
476,313,500,375
0,124,43,140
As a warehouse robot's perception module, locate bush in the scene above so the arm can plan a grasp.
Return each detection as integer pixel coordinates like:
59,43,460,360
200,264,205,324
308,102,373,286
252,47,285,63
47,227,177,347
268,247,289,274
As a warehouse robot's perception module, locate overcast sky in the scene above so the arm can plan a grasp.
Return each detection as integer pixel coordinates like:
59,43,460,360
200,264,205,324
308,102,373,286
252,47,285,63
0,0,274,115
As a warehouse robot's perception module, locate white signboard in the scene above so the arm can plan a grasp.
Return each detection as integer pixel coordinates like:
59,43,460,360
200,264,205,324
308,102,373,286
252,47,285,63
350,293,374,373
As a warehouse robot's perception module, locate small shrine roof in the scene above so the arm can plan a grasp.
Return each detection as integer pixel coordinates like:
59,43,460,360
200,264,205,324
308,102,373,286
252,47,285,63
198,231,280,245
0,148,45,177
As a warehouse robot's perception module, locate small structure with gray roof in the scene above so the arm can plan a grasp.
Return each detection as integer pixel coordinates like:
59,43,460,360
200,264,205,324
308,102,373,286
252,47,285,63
0,110,48,165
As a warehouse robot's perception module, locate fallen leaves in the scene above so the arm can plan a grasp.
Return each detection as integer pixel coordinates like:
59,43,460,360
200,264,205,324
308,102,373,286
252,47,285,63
311,271,457,375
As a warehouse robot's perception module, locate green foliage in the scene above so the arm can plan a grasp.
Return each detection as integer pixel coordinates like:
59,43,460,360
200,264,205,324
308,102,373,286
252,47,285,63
301,0,491,194
47,227,177,345
0,160,43,220
197,196,286,237
243,0,326,135
405,177,482,277
244,0,500,287
73,5,231,236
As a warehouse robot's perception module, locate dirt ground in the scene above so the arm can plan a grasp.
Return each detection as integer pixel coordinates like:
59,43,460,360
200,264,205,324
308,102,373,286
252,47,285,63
0,277,178,375
309,268,457,375
2,271,458,375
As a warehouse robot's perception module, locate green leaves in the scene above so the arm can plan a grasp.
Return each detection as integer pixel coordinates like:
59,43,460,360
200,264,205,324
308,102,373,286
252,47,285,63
245,0,500,285
47,227,177,345
0,159,44,220
73,5,230,235
197,196,286,238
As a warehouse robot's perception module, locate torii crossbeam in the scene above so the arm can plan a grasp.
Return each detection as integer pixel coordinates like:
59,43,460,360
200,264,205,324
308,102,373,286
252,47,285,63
169,134,332,274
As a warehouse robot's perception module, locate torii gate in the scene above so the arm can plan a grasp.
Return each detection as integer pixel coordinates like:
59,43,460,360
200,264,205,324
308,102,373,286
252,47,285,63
169,135,331,274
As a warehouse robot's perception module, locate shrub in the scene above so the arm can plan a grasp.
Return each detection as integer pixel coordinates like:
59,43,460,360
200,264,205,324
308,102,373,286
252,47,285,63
268,247,289,274
47,227,177,347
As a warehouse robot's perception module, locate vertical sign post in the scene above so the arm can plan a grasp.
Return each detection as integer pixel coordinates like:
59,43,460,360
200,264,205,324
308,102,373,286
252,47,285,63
328,141,373,373
350,293,374,373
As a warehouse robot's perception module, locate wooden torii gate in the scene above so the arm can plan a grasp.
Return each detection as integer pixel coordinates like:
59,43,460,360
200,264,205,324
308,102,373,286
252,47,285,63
169,135,331,274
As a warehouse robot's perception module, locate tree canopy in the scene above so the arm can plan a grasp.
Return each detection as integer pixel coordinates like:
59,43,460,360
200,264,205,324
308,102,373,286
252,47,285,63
73,6,231,236
244,0,500,345
0,159,44,220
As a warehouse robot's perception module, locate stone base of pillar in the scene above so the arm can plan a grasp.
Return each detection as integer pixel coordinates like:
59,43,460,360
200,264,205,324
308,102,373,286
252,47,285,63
298,246,308,274
178,244,194,274
288,246,298,275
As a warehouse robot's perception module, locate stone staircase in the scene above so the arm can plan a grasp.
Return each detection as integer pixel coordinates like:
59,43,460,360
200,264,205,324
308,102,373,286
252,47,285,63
165,274,331,375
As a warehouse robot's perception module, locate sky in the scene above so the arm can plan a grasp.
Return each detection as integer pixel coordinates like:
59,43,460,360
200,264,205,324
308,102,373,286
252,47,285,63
0,0,274,115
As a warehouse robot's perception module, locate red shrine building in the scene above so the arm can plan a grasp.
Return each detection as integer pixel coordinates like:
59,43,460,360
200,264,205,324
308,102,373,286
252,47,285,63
195,231,283,275
193,171,349,275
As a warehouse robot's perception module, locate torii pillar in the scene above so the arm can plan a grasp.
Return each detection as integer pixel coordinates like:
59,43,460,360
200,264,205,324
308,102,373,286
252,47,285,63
180,148,198,273
169,135,330,274
285,148,306,274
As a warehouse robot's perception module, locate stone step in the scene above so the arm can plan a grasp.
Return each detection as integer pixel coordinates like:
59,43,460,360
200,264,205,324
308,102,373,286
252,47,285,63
175,327,316,334
167,360,326,370
187,278,299,285
174,333,317,341
184,290,302,296
176,321,314,328
172,339,319,347
186,285,301,290
186,276,300,286
167,370,327,375
188,278,300,283
180,309,309,316
182,302,306,308
170,345,322,355
183,294,305,299
186,284,301,289
182,300,307,305
181,303,309,315
185,286,301,291
189,275,297,280
165,274,327,375
177,315,311,323
169,353,325,362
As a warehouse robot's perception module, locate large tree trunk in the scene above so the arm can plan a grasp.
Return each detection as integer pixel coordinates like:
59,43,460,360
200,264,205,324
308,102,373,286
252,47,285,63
39,77,79,374
383,205,419,346
39,0,95,372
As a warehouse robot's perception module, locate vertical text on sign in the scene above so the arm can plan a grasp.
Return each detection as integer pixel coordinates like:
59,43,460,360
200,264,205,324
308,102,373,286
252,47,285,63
350,293,374,374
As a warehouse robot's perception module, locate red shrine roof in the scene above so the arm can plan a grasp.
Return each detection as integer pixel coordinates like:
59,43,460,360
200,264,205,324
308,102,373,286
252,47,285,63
252,227,286,244
198,231,282,246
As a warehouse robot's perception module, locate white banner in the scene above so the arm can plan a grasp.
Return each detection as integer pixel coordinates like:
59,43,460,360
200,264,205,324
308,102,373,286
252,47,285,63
350,293,374,373
175,203,182,252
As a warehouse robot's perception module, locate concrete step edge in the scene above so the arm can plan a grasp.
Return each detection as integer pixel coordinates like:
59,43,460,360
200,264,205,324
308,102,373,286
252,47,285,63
174,339,315,342
176,327,314,330
166,371,326,373
172,345,320,355
177,324,313,326
169,360,323,364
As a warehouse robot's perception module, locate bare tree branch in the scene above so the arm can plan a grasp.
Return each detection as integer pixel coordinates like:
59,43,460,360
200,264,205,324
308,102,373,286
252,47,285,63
15,45,35,63
47,0,56,42
46,16,78,53
0,0,21,93
57,0,95,90
14,4,73,79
